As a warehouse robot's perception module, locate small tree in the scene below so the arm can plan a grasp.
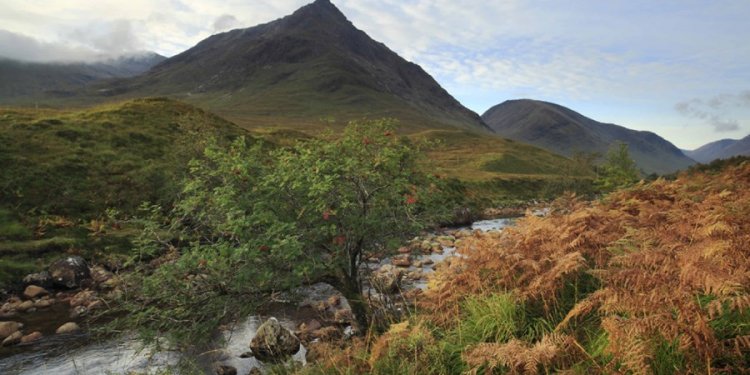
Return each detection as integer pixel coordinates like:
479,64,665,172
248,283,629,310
596,142,640,192
118,119,448,346
261,119,448,330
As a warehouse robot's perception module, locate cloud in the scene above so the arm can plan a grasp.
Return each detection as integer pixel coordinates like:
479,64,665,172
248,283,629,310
212,14,240,32
675,92,750,132
0,29,102,62
67,19,143,56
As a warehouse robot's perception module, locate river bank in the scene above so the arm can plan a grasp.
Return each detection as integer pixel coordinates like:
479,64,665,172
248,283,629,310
0,216,520,374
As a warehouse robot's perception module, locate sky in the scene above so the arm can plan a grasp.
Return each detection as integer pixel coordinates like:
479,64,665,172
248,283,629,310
1,0,749,149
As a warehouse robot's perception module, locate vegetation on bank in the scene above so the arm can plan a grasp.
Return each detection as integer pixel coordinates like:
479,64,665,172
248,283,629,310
111,120,451,346
300,159,750,374
0,98,247,287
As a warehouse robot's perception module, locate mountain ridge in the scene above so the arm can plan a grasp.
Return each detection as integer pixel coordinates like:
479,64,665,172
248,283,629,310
685,135,750,163
481,99,695,174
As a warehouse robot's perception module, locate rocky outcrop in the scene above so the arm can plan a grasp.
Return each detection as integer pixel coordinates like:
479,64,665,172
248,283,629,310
249,317,300,362
49,256,91,288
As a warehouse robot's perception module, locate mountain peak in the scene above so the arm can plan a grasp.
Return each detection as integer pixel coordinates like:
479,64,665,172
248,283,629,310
291,0,347,22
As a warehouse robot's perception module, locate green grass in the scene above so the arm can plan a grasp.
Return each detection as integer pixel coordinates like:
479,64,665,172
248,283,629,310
0,98,250,287
0,237,78,255
0,97,248,217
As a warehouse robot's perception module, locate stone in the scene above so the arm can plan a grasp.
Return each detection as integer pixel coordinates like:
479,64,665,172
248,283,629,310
249,317,300,362
23,285,49,299
327,295,341,307
299,319,322,333
239,351,253,358
34,299,53,308
70,290,96,307
214,364,236,375
370,265,404,293
0,321,22,340
20,331,43,344
421,258,434,265
248,368,262,375
48,256,91,288
391,255,411,268
17,300,34,312
22,271,52,288
397,246,411,254
90,265,114,285
1,331,22,346
55,322,80,334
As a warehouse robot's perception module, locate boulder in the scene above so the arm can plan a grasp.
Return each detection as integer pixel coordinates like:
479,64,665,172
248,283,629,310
20,331,43,344
0,321,22,340
56,322,80,334
49,256,91,288
397,246,411,254
249,317,300,362
23,285,49,299
370,265,404,293
22,271,52,288
1,331,22,346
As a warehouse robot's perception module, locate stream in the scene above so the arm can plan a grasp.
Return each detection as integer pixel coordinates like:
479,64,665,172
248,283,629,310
0,217,516,374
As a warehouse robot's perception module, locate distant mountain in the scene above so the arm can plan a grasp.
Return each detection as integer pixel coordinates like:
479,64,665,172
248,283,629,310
481,99,695,174
685,135,750,163
90,0,489,132
0,52,165,104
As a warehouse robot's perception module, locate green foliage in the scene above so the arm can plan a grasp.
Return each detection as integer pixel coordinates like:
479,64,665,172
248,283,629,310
116,119,449,347
461,293,524,344
651,337,686,375
596,142,640,192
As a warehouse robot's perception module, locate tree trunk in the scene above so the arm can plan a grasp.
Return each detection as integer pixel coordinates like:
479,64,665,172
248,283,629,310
335,274,370,334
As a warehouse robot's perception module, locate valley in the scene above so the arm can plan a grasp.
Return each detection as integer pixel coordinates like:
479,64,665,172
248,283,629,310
0,0,747,374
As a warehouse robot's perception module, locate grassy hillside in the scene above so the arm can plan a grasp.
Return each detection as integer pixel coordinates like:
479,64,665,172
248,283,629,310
0,98,248,286
0,97,246,217
304,159,750,374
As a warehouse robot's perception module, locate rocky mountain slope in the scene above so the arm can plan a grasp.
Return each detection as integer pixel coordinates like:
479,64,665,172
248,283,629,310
482,99,695,174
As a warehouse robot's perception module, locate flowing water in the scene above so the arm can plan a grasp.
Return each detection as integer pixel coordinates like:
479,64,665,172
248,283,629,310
0,217,517,374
